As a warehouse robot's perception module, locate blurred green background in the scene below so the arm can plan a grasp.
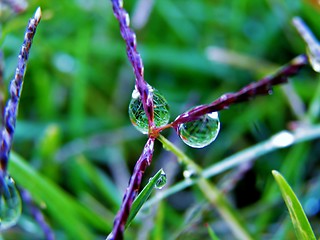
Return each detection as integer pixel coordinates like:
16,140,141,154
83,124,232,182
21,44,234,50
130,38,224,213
1,0,320,239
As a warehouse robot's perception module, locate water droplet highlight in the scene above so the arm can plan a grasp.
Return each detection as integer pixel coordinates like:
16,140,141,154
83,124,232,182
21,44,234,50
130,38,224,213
183,167,198,179
0,176,22,231
271,130,294,148
129,86,170,134
155,170,167,190
178,112,220,148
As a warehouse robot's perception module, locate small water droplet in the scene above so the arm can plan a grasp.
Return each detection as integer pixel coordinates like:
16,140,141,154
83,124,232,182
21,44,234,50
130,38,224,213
183,167,198,179
129,86,170,134
178,112,220,148
155,170,167,190
270,130,294,148
0,176,22,231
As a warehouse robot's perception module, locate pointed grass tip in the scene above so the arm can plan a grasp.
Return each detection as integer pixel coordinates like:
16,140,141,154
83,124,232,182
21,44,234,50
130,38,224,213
292,16,303,28
34,7,42,21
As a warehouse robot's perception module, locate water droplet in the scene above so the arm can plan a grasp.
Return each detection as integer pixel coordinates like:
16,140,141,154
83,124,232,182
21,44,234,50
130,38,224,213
178,112,220,148
270,130,294,148
129,86,170,134
183,167,198,179
155,170,167,190
0,176,22,231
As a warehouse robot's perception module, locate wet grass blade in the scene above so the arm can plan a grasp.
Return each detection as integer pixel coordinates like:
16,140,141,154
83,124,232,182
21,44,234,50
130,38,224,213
272,170,316,240
126,168,166,228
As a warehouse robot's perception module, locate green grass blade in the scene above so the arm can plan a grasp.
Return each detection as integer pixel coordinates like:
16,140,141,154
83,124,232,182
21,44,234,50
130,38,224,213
207,223,220,240
9,152,110,239
126,169,166,228
272,170,316,240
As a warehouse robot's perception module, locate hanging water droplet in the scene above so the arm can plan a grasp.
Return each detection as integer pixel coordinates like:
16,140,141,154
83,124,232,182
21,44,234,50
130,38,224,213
178,112,220,148
0,176,22,231
129,86,170,134
155,170,167,190
183,167,198,179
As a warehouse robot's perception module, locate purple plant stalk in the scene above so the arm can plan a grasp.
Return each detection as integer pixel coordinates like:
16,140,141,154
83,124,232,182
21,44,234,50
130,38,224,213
171,54,308,127
0,7,41,176
107,138,155,240
0,51,4,125
20,189,55,240
108,1,157,239
110,0,155,130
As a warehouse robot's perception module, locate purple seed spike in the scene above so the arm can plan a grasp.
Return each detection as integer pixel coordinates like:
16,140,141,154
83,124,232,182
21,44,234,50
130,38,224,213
0,7,41,173
107,138,155,240
172,54,308,126
20,189,55,240
110,0,155,130
0,51,5,125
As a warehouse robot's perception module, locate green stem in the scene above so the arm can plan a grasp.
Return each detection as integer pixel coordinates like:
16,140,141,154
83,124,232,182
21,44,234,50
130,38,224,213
157,135,254,240
150,125,320,206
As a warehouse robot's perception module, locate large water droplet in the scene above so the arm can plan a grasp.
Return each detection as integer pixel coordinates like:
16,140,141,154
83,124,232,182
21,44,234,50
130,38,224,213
155,170,167,190
178,112,220,148
129,86,170,134
0,176,22,231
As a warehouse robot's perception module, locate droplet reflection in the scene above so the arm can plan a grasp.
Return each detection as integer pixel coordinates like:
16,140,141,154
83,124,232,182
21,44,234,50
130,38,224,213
128,86,170,134
155,170,167,190
178,112,220,148
0,176,22,231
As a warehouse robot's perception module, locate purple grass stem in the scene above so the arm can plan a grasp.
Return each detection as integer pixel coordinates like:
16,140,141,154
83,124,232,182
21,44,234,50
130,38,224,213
20,189,55,240
0,51,4,125
110,0,155,129
107,138,155,240
0,7,41,175
108,2,157,238
172,54,308,127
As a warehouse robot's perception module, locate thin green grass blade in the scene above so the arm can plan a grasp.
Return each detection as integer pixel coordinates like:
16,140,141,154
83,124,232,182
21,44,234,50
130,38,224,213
9,152,111,239
207,223,220,240
272,170,316,240
126,168,166,228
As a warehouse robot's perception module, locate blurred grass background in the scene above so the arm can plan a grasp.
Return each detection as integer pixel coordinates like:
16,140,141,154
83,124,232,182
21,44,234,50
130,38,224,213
1,0,320,239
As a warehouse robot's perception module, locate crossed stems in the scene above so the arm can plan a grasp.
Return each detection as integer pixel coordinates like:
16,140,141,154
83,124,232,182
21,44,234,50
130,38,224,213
108,0,310,239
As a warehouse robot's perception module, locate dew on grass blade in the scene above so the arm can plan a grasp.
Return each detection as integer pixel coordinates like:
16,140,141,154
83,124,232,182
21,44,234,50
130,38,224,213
270,130,294,148
183,167,198,179
0,176,22,231
129,86,170,134
155,169,167,189
178,112,220,148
